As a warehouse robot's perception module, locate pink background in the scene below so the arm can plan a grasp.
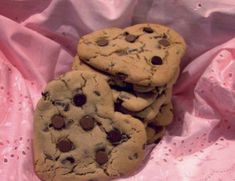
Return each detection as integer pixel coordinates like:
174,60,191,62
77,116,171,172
0,0,235,180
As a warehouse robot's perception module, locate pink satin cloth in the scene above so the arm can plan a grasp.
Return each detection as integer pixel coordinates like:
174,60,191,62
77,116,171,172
0,1,235,181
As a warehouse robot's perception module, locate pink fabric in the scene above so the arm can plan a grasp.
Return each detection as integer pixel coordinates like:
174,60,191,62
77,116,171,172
0,1,235,180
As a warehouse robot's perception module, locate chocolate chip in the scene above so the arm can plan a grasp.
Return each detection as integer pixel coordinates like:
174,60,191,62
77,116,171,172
57,139,74,152
107,129,122,144
143,27,153,33
62,157,75,164
125,34,137,43
115,72,128,81
95,150,108,165
51,115,65,130
79,116,95,131
151,56,163,65
159,39,170,47
96,38,109,46
73,93,86,107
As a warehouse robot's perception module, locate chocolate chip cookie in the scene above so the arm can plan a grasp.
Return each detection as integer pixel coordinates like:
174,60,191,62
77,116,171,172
77,23,186,87
33,71,147,181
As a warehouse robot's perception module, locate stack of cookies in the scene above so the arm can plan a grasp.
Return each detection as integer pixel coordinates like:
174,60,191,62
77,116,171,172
73,23,185,144
33,24,186,181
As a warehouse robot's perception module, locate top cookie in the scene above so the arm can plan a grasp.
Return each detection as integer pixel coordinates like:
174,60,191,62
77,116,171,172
77,23,186,87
